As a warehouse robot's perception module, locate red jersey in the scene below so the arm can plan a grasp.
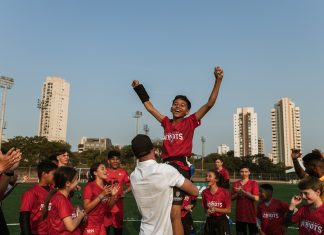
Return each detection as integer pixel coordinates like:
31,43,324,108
161,114,200,159
105,168,130,226
257,198,289,235
202,187,231,217
181,195,197,218
292,204,324,235
48,191,81,235
232,180,259,223
218,168,230,180
20,184,50,235
83,181,109,227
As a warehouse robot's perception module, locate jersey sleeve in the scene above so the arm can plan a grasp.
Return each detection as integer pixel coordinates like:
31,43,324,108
123,170,131,187
161,116,169,128
201,190,207,209
280,201,290,214
83,183,93,200
20,191,34,212
257,204,262,219
231,182,237,195
223,169,230,180
189,114,201,128
165,164,185,188
291,206,304,224
58,197,73,219
252,181,259,196
223,190,231,208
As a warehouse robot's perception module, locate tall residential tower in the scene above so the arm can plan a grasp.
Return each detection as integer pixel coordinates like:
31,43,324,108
38,77,70,142
271,97,302,166
233,107,258,157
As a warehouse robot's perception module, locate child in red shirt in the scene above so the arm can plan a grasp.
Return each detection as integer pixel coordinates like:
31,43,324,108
231,165,259,235
20,160,57,235
105,151,131,235
257,184,289,235
181,191,197,235
42,166,85,235
83,162,119,235
132,66,224,234
202,170,231,235
285,176,324,235
215,157,230,189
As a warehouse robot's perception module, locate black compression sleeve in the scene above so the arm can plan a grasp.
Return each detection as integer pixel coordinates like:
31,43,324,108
20,211,32,235
133,84,150,103
284,210,294,226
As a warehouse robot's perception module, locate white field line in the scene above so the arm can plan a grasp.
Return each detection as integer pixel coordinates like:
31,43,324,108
7,219,299,230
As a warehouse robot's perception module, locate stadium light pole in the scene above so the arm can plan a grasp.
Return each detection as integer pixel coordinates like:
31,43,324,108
143,124,149,136
201,136,206,176
0,76,14,150
133,111,142,165
133,111,142,135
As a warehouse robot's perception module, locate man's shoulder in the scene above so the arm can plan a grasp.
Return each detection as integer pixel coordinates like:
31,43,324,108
157,162,180,172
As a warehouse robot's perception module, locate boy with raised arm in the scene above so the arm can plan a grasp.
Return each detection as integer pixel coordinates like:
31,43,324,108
132,66,224,235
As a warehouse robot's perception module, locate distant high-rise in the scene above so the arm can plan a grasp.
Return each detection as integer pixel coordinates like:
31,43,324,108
233,107,258,157
78,137,113,153
258,138,264,155
271,97,302,167
217,144,230,155
38,77,70,142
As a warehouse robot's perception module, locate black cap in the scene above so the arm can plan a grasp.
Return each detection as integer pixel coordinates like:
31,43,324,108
131,134,153,158
302,151,322,164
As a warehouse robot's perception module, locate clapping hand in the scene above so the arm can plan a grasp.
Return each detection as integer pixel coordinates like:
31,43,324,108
0,148,22,173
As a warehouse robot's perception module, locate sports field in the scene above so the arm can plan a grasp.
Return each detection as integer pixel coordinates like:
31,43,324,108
3,183,299,234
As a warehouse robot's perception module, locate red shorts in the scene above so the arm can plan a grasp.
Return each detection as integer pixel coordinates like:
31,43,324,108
105,210,124,228
105,199,124,228
83,224,105,235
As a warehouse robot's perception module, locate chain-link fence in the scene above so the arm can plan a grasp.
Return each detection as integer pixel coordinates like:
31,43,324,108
17,164,299,183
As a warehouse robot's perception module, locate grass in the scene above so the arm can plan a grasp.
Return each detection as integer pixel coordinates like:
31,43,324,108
3,183,299,234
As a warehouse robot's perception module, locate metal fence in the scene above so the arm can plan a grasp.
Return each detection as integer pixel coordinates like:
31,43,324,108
16,166,299,183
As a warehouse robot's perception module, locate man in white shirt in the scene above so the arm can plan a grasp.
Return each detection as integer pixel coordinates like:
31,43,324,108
130,134,199,235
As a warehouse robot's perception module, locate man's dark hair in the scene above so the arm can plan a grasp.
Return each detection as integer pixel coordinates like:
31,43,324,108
108,150,121,159
37,160,58,179
55,148,69,156
215,157,224,163
48,154,58,163
173,95,191,110
260,184,273,192
239,165,250,171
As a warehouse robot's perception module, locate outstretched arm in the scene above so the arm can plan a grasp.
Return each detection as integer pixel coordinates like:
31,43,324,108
195,66,224,121
291,149,307,179
132,80,165,123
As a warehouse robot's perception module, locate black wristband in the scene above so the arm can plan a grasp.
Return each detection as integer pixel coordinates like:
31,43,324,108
4,171,14,177
133,84,150,103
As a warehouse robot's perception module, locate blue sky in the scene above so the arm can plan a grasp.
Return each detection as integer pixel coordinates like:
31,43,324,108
1,1,323,155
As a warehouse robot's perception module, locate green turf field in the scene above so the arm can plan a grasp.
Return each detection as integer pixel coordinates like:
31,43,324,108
2,183,299,234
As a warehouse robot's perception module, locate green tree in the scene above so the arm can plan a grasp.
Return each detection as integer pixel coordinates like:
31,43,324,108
2,136,71,166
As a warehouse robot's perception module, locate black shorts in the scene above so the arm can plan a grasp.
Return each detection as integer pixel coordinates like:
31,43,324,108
204,215,230,235
236,221,258,235
164,157,190,205
181,213,195,235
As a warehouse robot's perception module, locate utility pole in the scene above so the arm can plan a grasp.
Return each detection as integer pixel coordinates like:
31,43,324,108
201,136,206,176
133,111,142,165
